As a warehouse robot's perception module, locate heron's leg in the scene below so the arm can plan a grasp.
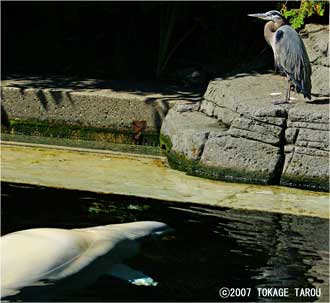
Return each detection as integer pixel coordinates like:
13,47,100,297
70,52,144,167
285,79,291,102
273,78,291,105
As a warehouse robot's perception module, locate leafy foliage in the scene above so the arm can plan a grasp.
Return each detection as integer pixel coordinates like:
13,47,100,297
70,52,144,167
280,0,326,29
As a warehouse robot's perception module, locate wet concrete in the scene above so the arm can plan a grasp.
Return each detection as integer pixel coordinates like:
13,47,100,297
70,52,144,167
1,141,329,219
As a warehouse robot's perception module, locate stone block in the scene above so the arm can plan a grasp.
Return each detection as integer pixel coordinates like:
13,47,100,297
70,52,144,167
200,136,282,183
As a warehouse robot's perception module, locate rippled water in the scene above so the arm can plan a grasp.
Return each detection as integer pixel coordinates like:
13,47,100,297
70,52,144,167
1,182,329,302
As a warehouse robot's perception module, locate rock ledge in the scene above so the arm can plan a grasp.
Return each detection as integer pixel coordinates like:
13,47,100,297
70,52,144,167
161,73,329,191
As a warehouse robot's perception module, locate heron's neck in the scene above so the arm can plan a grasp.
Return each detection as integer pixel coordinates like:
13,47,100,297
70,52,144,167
264,21,285,45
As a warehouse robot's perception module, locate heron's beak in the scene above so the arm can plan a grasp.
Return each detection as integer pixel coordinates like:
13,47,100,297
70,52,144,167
248,13,268,20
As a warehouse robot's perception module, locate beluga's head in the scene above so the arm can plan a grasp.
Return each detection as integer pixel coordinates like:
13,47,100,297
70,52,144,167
117,221,174,241
248,10,285,24
85,221,175,242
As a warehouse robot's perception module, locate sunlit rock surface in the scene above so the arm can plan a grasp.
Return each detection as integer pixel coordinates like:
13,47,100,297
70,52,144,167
161,24,329,191
301,24,329,96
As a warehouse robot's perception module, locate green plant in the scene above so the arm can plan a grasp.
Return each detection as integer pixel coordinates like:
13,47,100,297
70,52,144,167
280,0,326,29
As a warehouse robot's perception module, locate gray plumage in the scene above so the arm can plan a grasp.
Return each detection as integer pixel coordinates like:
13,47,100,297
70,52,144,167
274,25,311,99
248,10,312,102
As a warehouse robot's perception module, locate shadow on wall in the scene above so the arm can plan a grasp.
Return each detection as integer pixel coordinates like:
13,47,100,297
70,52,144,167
3,75,204,95
1,69,272,128
3,69,276,96
2,68,329,132
1,75,204,133
2,75,205,104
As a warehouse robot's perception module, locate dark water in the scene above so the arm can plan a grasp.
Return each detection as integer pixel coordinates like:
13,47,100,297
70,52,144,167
1,182,329,302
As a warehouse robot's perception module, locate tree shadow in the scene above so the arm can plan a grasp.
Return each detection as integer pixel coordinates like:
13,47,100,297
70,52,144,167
2,75,205,132
3,74,205,94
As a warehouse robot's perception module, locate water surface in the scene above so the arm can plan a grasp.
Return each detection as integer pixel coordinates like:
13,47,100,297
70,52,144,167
1,182,328,302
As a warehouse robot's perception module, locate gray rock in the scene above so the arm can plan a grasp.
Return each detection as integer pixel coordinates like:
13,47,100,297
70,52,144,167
213,106,239,126
204,73,289,112
199,99,215,117
296,128,329,149
281,102,329,190
282,147,329,189
175,102,201,113
200,136,282,183
161,71,329,191
160,24,329,191
171,130,209,160
301,24,329,96
302,24,329,66
161,107,225,160
285,128,299,144
229,116,283,146
287,102,329,124
311,65,330,96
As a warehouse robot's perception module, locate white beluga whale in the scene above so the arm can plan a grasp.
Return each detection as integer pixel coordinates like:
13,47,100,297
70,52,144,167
1,221,173,300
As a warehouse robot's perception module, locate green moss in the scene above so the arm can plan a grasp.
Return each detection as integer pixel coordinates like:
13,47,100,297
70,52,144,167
168,151,271,185
2,133,166,157
4,118,159,146
281,174,329,193
159,133,173,151
167,149,329,191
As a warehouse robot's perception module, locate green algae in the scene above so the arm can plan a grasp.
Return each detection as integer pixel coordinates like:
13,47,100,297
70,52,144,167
167,150,272,186
281,174,329,193
159,133,172,151
163,134,328,192
168,150,329,192
4,118,159,146
1,133,165,157
2,119,328,193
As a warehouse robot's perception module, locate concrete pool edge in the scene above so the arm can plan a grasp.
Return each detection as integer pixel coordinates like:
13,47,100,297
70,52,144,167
1,140,168,161
1,141,329,219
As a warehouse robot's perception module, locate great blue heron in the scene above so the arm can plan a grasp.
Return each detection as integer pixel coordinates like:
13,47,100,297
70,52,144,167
248,10,312,104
